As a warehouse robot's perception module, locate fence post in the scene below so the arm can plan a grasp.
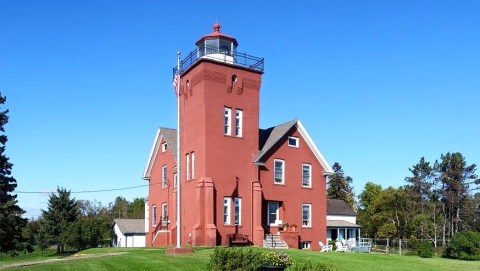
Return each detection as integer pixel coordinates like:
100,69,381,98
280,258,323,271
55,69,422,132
399,239,402,256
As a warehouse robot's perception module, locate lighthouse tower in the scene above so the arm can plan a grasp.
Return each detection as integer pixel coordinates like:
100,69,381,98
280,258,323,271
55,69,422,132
175,23,265,246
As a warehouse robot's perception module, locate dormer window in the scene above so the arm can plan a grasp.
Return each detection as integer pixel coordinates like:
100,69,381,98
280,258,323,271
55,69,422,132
288,136,299,148
161,142,167,153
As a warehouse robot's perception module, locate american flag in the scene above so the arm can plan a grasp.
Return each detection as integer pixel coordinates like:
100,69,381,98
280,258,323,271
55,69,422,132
172,74,179,95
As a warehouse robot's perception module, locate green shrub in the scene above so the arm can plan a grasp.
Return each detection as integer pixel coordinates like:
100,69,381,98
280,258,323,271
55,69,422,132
405,239,419,255
417,241,434,258
286,260,334,271
207,247,263,271
328,240,336,251
262,251,295,267
442,231,480,261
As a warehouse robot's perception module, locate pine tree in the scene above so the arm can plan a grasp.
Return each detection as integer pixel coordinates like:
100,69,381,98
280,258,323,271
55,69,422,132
42,187,79,253
327,162,356,208
0,93,28,254
434,152,479,241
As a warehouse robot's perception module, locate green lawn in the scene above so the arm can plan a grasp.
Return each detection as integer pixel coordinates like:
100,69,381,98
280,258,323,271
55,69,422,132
0,247,61,265
2,247,480,271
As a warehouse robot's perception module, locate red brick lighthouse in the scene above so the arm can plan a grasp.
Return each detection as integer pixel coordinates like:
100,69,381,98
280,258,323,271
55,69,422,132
143,23,333,250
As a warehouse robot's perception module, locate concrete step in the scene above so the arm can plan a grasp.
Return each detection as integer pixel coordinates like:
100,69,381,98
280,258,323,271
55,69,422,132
263,234,288,249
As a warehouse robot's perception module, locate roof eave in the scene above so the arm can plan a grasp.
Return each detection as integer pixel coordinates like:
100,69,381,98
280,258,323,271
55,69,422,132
142,129,162,180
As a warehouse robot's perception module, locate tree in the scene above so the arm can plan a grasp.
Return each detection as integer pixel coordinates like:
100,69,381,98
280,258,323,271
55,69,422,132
110,196,129,219
357,182,383,238
327,162,355,208
23,218,42,246
128,197,145,219
434,152,479,244
42,187,80,253
404,157,442,245
64,217,111,251
405,157,433,211
0,93,29,254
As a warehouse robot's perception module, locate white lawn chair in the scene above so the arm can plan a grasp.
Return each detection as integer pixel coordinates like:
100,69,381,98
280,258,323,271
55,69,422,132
335,241,349,252
319,241,332,252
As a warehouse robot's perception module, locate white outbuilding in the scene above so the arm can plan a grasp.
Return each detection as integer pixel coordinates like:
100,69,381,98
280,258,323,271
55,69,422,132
112,219,146,247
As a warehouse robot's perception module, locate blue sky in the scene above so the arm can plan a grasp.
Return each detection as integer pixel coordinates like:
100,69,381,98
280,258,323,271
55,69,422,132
1,1,479,219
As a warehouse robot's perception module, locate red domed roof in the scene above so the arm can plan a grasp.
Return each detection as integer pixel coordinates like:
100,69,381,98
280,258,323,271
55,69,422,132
195,23,238,46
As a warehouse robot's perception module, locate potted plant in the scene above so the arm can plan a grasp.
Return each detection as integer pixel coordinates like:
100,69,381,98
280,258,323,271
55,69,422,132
289,224,297,231
261,251,294,271
282,222,289,231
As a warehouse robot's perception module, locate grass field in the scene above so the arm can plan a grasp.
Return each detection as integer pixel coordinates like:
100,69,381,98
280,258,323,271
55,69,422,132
0,247,60,265
1,247,480,271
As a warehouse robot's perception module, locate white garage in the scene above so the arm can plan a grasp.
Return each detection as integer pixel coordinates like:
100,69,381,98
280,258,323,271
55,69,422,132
112,219,146,247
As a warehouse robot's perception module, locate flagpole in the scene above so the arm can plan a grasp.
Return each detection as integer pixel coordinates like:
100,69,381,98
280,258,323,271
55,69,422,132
176,51,181,249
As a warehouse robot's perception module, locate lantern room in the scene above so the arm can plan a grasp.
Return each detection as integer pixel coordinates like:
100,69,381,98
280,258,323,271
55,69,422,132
195,22,238,63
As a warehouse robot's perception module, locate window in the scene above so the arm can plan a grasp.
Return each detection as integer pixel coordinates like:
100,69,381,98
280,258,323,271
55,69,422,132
152,205,157,226
224,107,232,135
267,202,279,225
288,136,299,147
186,153,190,180
234,198,241,225
302,164,312,187
161,142,167,153
301,241,311,249
302,203,312,227
161,203,168,226
162,165,167,188
191,152,195,179
274,159,285,184
235,109,243,137
173,172,178,189
223,197,231,225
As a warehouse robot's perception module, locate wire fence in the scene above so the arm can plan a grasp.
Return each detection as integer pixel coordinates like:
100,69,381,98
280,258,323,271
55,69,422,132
369,238,448,255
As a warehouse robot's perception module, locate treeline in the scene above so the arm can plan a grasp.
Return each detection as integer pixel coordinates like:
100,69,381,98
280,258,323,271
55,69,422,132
356,152,480,247
23,188,145,253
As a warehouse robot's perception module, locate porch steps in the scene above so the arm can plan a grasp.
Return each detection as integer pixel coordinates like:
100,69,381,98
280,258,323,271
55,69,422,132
263,234,288,249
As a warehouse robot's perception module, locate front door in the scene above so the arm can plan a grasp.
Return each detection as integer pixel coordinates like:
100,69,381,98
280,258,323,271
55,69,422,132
267,202,280,229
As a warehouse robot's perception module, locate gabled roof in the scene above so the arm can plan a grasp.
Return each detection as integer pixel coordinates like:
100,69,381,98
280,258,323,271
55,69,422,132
113,219,145,234
142,127,177,180
255,119,333,174
327,199,356,216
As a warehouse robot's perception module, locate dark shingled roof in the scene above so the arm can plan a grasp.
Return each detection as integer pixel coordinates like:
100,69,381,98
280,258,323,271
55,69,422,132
113,219,145,234
327,199,356,216
256,119,297,162
159,127,177,162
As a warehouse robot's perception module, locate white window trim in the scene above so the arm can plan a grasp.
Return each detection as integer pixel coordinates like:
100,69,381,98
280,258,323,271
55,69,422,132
162,165,167,188
235,109,243,137
152,205,157,227
173,172,178,189
267,202,279,226
288,136,299,148
161,142,167,153
301,241,311,249
234,197,242,225
161,202,168,226
302,203,312,227
224,107,232,136
224,197,231,225
191,152,195,179
302,163,312,188
186,153,190,180
274,159,285,184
